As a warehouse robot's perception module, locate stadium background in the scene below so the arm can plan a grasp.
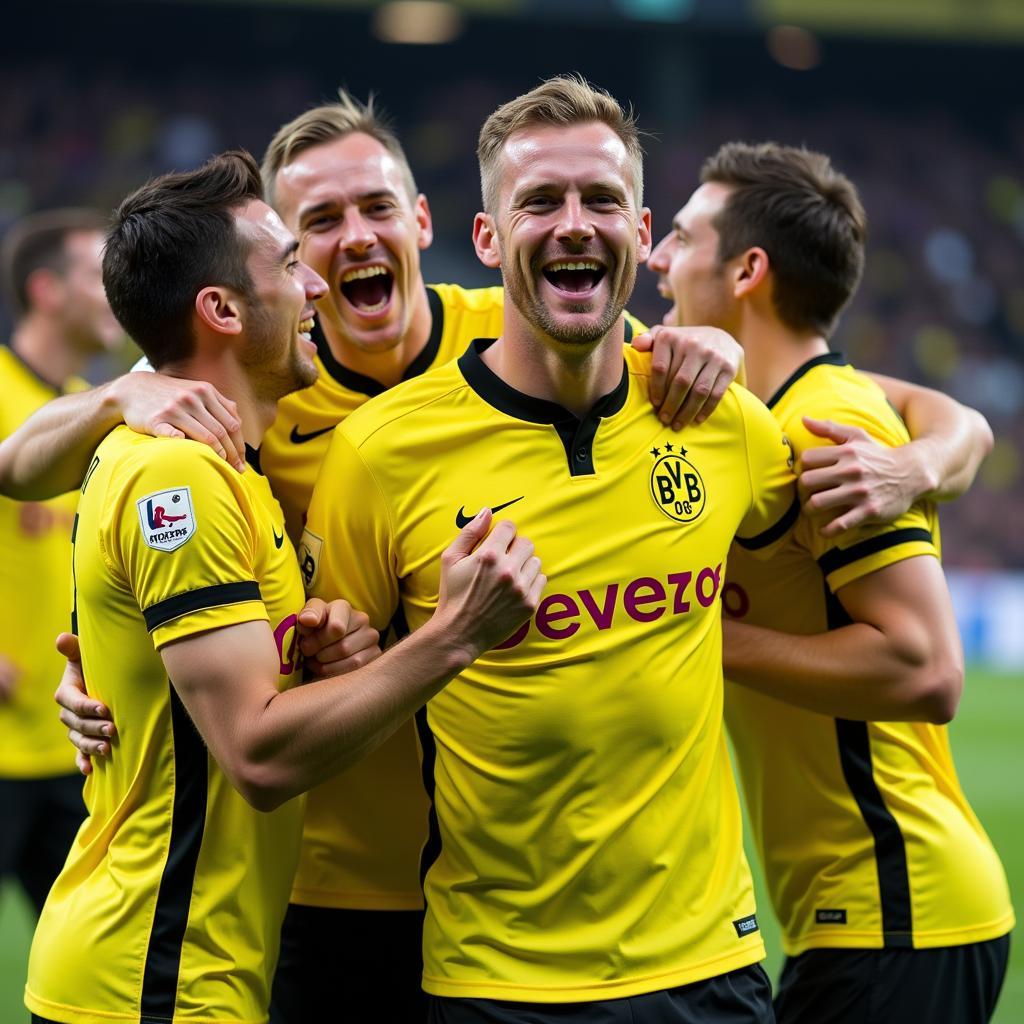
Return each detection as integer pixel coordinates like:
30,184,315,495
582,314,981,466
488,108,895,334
1,0,1020,1018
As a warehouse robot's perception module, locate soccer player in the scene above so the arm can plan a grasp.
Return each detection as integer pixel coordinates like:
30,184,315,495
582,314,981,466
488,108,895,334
0,209,123,916
302,76,799,1023
648,141,1012,1023
22,91,746,1024
24,150,544,1024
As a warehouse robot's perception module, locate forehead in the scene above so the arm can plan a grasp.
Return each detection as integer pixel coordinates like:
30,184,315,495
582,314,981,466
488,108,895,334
676,182,731,231
274,133,409,224
497,122,637,201
234,199,294,259
63,230,105,269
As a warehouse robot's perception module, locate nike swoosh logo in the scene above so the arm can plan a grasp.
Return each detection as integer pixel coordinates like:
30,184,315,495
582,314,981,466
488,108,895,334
290,424,335,445
273,529,285,549
455,496,524,529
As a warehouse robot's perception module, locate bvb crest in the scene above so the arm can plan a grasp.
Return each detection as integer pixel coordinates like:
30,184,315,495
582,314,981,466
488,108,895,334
649,442,706,524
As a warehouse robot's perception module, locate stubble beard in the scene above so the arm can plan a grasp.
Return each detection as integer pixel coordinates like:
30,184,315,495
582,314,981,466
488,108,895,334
245,300,319,403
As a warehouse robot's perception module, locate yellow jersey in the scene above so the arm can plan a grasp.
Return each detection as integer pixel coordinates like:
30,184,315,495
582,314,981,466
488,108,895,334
0,345,87,779
725,352,1014,956
302,341,797,1001
26,429,307,1024
277,284,644,912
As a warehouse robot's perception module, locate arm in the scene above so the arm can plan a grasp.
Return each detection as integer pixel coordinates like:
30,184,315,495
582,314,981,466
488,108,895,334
800,377,993,537
162,512,543,812
723,555,963,722
0,372,246,499
632,325,742,429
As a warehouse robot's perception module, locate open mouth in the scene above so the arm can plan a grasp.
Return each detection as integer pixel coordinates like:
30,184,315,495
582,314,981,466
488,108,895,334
298,316,316,341
542,259,607,296
340,265,394,315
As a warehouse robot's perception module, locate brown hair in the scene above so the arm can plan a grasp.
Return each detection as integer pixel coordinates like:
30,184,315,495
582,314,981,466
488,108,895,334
701,141,866,337
261,89,417,206
102,149,263,368
1,207,109,318
477,74,644,214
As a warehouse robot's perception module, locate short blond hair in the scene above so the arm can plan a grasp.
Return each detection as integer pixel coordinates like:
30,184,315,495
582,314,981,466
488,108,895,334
261,89,417,206
477,74,644,214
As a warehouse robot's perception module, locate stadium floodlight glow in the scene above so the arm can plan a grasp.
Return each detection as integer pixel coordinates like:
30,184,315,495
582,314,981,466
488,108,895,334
373,1,464,45
766,24,821,71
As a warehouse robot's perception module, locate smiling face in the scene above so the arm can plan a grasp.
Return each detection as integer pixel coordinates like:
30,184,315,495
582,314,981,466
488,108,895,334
233,200,327,401
648,182,738,332
480,121,651,350
272,132,432,358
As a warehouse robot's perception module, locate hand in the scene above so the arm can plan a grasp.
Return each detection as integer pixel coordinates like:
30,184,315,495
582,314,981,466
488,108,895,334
436,509,546,658
112,372,246,472
800,417,923,538
54,632,115,776
0,655,20,703
297,597,381,677
633,325,741,428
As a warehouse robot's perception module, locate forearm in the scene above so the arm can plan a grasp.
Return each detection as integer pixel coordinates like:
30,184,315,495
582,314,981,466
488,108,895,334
869,372,993,502
722,618,958,722
0,380,124,498
238,616,474,808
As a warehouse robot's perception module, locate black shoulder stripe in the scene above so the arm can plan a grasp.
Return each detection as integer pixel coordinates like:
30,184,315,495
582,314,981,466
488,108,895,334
735,494,800,551
818,528,933,577
144,581,262,632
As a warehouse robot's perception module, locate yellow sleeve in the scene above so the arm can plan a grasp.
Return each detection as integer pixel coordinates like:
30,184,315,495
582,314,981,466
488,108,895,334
787,406,939,594
299,426,400,632
105,442,268,648
733,389,799,555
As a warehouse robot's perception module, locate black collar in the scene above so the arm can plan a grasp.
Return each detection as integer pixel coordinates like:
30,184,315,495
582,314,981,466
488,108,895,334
244,444,264,475
766,351,847,410
457,338,630,476
313,286,444,397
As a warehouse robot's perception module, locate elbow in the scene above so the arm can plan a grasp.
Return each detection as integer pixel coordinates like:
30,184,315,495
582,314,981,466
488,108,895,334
232,760,299,814
912,652,964,725
972,409,995,459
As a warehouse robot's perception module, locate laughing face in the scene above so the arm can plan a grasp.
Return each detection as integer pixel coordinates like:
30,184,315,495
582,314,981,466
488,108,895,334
272,132,433,359
476,121,650,350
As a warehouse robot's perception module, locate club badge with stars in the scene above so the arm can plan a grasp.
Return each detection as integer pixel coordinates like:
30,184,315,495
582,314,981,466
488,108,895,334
649,441,706,524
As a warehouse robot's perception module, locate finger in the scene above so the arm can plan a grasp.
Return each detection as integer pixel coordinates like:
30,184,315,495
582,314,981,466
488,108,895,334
692,370,731,426
299,611,367,660
819,506,870,538
669,362,720,429
162,404,239,469
199,389,245,469
76,751,93,777
310,626,381,669
630,330,653,352
55,631,81,661
526,572,548,608
54,679,110,721
477,517,517,556
297,597,328,633
445,507,493,559
68,727,110,758
151,422,187,440
520,554,543,589
313,644,383,678
799,446,842,471
506,535,536,573
647,327,681,408
803,485,858,512
59,704,116,738
801,416,860,444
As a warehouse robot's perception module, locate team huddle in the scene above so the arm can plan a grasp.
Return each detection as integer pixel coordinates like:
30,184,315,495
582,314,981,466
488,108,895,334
0,76,1012,1024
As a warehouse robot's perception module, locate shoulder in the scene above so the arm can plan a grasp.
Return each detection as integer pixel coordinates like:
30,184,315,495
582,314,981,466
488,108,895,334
430,282,505,315
340,360,470,450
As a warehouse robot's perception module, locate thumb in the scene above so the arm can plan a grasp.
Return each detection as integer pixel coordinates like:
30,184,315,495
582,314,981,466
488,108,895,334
447,507,493,559
297,597,327,633
55,631,81,661
802,416,858,444
630,330,653,352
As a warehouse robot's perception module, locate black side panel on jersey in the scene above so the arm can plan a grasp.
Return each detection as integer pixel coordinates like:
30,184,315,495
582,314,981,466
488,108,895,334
825,585,914,947
140,684,209,1022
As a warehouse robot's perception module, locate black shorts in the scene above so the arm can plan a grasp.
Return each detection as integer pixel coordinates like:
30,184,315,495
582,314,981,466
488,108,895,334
427,963,774,1023
269,903,427,1023
774,934,1011,1024
0,772,85,914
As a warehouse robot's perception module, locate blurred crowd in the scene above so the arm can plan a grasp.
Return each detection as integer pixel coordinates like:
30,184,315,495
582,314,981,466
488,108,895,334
2,61,1021,567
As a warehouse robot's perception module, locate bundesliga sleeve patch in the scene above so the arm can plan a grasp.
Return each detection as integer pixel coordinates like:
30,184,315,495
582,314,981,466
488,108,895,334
137,487,196,552
297,528,323,590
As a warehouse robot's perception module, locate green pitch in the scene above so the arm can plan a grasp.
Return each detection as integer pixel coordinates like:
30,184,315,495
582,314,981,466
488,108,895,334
1,667,1020,1021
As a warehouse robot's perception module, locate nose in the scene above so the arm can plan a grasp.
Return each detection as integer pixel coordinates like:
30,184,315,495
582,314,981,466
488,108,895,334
647,234,671,273
555,195,594,247
339,208,377,255
304,264,328,302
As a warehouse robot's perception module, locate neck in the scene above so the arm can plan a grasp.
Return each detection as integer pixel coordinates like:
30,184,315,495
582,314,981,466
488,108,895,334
319,282,434,390
162,354,277,450
10,315,86,389
735,308,829,405
482,309,625,419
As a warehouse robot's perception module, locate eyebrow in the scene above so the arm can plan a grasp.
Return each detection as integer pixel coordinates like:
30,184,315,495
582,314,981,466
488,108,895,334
672,217,689,237
298,190,400,223
279,239,300,263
